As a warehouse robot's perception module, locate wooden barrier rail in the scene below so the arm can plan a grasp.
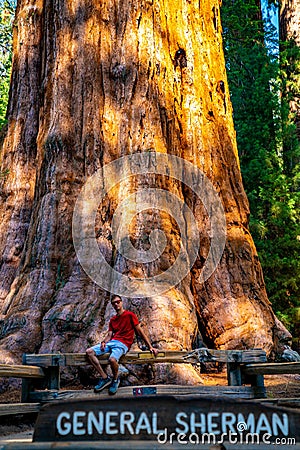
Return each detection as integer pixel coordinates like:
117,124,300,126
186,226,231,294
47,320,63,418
1,349,300,408
19,349,268,402
22,348,268,366
243,361,300,375
26,384,265,402
0,364,45,379
0,349,259,418
0,364,45,417
0,402,40,416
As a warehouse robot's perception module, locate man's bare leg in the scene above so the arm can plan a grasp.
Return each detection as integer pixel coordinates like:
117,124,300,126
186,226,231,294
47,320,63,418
109,357,119,380
86,348,107,378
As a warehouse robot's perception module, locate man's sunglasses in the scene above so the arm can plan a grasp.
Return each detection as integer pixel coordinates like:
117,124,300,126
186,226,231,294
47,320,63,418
112,300,122,305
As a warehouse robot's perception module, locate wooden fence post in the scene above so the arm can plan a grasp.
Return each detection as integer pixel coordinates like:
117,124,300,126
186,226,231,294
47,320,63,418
227,362,242,386
21,353,33,402
21,353,61,402
44,365,60,391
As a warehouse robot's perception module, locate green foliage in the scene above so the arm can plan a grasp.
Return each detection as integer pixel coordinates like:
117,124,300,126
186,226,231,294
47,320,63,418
0,0,15,130
280,38,300,177
221,0,300,336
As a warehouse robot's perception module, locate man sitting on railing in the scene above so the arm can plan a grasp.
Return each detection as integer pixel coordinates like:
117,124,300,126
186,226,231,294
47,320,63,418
86,295,158,395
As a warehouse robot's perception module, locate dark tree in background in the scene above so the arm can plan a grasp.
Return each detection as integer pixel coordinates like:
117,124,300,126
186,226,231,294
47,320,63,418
222,0,300,337
0,1,15,129
280,0,300,163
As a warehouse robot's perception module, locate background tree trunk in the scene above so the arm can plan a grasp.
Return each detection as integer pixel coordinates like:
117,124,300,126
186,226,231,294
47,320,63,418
280,0,300,143
0,0,290,382
280,0,300,47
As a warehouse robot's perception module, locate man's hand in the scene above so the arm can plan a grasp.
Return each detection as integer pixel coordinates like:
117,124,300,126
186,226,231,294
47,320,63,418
149,346,159,357
100,341,106,352
134,323,159,356
100,331,112,351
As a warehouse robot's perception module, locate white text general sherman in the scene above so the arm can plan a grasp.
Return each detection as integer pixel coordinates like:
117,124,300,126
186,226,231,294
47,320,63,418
56,410,289,437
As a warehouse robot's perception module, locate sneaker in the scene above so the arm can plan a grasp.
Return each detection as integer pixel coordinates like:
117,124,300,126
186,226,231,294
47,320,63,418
108,378,120,395
94,376,111,393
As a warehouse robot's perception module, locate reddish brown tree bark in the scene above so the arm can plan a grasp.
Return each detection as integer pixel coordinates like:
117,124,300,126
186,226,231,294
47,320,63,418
0,0,290,383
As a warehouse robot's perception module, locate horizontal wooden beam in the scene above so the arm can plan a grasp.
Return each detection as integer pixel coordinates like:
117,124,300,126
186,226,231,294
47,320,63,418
23,348,267,367
243,362,300,375
28,384,265,402
0,364,45,378
0,402,40,416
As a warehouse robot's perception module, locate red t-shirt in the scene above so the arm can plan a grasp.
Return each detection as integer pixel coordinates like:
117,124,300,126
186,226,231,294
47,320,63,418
109,310,139,350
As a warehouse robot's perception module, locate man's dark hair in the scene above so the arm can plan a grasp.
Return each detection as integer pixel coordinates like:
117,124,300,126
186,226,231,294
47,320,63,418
111,295,122,303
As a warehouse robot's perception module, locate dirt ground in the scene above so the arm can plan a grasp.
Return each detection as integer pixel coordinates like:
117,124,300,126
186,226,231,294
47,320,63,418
0,372,299,439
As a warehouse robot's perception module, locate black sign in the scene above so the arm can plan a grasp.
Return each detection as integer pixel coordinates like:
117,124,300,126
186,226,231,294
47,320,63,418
33,396,300,445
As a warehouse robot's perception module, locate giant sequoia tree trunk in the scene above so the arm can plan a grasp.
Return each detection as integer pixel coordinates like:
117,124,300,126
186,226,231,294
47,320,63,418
0,0,290,382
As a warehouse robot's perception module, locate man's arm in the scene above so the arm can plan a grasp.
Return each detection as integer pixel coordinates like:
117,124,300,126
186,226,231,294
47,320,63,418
100,330,113,351
134,324,159,356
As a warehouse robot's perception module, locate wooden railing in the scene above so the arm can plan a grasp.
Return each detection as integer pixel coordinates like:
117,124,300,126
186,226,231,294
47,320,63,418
0,364,45,379
1,349,300,415
0,364,44,416
243,361,300,375
1,348,268,406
